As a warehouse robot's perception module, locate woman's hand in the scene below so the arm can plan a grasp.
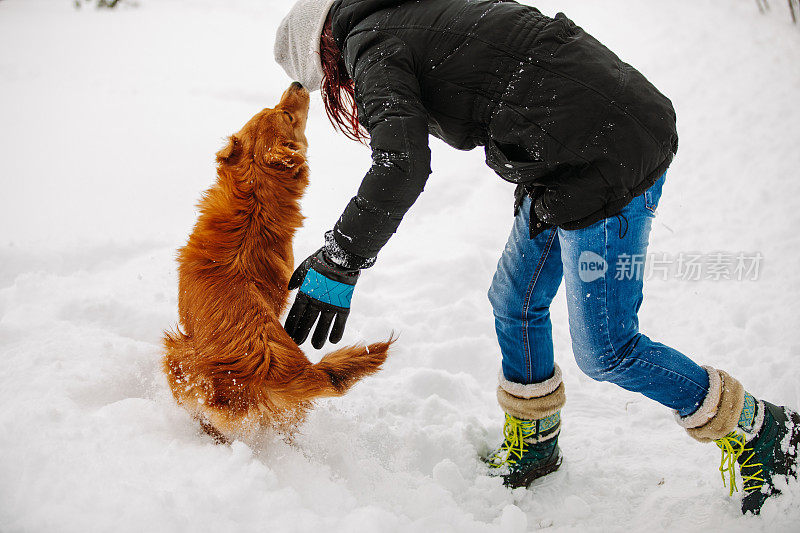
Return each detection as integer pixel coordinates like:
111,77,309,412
284,248,360,349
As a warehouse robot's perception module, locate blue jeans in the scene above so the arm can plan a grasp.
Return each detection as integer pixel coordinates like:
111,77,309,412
488,175,709,416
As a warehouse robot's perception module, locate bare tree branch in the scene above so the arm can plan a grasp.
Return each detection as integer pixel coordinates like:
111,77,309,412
756,0,798,23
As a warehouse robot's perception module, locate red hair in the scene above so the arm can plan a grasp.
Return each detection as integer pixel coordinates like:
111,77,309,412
320,16,368,143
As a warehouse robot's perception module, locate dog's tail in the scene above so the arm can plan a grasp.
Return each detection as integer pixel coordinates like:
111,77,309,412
275,335,395,401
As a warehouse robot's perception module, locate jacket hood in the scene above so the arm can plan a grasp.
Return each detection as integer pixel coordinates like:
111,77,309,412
330,0,413,46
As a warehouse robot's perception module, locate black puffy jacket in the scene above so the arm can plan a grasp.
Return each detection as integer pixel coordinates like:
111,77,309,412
326,0,678,268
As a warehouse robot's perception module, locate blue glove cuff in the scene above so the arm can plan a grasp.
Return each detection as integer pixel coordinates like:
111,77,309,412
299,269,355,308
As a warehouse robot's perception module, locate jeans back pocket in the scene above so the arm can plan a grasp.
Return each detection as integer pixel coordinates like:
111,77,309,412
644,172,667,214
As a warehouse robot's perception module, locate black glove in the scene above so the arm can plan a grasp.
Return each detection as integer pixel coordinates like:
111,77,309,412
285,248,360,349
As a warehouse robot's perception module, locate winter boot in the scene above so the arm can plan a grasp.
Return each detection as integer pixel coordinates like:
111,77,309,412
715,402,800,514
678,366,800,514
486,364,565,488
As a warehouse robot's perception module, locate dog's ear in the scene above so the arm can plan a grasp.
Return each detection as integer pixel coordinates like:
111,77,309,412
216,135,242,164
265,142,304,172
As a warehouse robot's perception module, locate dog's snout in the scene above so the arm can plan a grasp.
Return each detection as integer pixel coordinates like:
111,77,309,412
281,82,310,103
279,82,310,118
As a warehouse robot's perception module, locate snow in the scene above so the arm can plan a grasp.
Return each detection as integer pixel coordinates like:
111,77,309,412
1,0,799,531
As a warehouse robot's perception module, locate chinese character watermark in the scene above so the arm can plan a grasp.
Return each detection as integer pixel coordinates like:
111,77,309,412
578,251,764,282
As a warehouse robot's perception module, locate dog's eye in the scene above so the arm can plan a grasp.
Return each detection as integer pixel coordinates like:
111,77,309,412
283,111,294,124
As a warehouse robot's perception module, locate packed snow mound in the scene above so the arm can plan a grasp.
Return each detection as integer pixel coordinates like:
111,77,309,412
1,0,799,531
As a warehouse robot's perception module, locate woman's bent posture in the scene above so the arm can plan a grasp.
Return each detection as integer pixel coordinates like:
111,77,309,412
273,0,799,514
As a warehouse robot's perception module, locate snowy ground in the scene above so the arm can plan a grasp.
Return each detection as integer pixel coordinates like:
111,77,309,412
1,0,799,531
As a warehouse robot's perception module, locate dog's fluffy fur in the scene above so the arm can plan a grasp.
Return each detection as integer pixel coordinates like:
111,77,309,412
163,84,392,442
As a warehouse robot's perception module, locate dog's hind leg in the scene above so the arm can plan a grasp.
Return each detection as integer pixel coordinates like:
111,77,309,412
198,418,230,445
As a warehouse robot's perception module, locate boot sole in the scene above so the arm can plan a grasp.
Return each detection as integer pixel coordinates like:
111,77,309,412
505,452,563,489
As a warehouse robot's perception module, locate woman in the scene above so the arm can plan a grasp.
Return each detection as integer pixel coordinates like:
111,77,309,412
273,0,798,514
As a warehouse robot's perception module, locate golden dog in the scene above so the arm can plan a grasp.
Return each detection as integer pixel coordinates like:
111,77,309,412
163,83,392,443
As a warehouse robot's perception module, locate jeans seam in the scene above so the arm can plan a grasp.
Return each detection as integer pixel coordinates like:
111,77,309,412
599,217,618,370
522,227,558,383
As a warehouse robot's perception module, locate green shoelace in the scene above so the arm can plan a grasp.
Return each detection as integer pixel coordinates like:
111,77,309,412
714,431,765,496
489,413,537,468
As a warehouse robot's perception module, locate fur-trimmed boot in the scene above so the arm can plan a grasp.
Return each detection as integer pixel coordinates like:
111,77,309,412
486,364,565,488
678,366,800,515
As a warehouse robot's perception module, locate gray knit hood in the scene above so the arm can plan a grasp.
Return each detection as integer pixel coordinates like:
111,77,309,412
274,0,337,92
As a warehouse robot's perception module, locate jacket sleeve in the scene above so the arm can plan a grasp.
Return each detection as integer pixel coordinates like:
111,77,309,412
324,32,431,269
